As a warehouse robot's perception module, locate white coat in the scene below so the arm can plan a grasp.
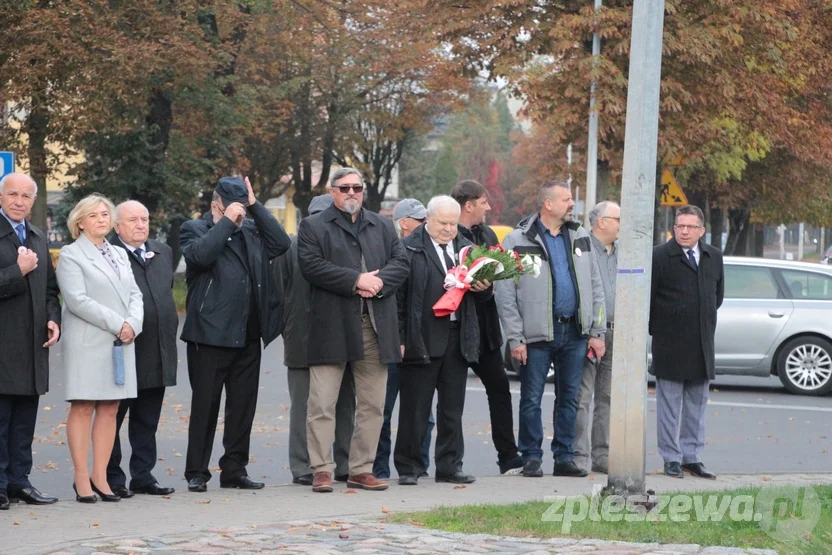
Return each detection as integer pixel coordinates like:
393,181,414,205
56,234,143,401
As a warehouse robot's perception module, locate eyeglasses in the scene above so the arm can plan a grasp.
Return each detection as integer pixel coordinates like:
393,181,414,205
674,224,702,231
332,185,364,194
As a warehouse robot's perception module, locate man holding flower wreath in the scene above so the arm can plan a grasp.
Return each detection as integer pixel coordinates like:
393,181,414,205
394,195,493,486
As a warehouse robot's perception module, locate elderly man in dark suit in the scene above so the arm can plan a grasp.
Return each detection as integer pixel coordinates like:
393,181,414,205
297,167,409,493
106,200,178,498
0,173,61,509
394,195,493,486
650,204,724,480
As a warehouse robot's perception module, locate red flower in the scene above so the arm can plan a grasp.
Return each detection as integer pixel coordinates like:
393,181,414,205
496,244,505,252
517,264,524,272
513,251,520,262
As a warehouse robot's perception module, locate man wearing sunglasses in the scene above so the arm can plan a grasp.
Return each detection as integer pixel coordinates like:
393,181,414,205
297,167,410,493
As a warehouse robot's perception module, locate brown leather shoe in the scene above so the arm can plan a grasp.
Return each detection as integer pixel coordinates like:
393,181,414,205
312,472,333,493
347,473,389,491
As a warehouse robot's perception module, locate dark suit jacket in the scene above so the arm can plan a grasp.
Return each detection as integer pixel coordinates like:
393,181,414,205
0,217,61,395
114,237,178,389
649,239,724,381
297,205,410,365
398,225,483,365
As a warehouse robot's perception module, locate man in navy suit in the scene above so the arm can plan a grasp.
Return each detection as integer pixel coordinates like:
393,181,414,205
0,173,61,509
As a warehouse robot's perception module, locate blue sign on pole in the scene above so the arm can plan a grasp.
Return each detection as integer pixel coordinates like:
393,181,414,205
0,151,14,180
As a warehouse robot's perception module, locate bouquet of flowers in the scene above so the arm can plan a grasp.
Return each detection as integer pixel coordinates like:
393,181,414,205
433,243,543,317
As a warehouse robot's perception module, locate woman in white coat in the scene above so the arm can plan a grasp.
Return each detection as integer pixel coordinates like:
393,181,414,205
56,194,143,503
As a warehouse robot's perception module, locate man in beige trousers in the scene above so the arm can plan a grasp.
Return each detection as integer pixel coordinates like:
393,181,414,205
297,168,410,493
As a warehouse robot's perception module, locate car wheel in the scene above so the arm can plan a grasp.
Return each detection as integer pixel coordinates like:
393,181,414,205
776,336,832,396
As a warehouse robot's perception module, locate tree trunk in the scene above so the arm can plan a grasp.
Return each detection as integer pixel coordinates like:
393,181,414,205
710,205,724,250
753,224,764,257
26,99,49,230
138,88,173,218
725,208,751,256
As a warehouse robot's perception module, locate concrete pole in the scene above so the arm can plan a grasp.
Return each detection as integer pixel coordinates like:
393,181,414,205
606,0,666,497
584,0,603,228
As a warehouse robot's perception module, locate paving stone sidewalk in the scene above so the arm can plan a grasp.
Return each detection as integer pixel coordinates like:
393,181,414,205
45,518,777,555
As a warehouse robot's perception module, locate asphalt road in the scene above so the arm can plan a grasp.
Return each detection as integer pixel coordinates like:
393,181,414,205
25,320,831,499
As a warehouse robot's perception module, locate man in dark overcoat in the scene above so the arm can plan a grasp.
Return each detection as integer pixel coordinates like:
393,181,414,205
106,201,178,498
0,173,61,509
275,194,355,486
650,204,724,480
297,167,409,493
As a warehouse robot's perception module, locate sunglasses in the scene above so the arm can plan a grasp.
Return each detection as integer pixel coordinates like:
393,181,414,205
332,185,364,194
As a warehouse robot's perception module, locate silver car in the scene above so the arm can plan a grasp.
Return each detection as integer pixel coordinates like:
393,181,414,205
504,256,832,396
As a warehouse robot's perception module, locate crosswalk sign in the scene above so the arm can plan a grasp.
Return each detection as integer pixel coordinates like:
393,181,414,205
659,168,688,207
0,152,14,180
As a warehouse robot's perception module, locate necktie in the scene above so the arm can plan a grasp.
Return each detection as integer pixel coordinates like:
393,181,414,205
439,243,455,272
687,249,698,271
135,247,146,264
15,223,25,245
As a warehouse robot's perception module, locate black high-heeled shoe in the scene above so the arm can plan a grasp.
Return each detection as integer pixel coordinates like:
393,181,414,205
90,480,120,502
73,483,98,504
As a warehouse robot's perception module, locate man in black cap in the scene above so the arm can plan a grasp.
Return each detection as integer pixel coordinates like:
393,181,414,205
180,176,291,492
276,194,355,486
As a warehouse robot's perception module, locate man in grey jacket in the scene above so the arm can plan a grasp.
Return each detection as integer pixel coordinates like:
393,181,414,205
276,195,355,486
495,181,606,478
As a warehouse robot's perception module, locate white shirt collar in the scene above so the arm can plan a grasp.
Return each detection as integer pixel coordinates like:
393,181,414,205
119,237,147,253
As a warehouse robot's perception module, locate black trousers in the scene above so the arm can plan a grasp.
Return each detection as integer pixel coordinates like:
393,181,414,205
107,386,166,489
185,341,261,482
0,394,39,491
470,345,520,468
394,327,468,477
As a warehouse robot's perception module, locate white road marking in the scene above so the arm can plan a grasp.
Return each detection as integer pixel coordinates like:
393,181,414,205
464,386,832,413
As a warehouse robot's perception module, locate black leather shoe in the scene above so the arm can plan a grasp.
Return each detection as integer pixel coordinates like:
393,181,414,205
90,480,120,502
682,462,717,480
73,483,98,504
553,461,589,477
220,476,264,490
188,477,207,492
522,460,544,477
292,475,313,486
111,485,134,499
8,486,58,505
664,461,684,478
398,474,418,486
435,471,476,484
0,491,9,510
132,482,175,495
335,474,349,483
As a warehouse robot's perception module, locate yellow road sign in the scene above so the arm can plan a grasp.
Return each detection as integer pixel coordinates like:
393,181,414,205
659,169,688,207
